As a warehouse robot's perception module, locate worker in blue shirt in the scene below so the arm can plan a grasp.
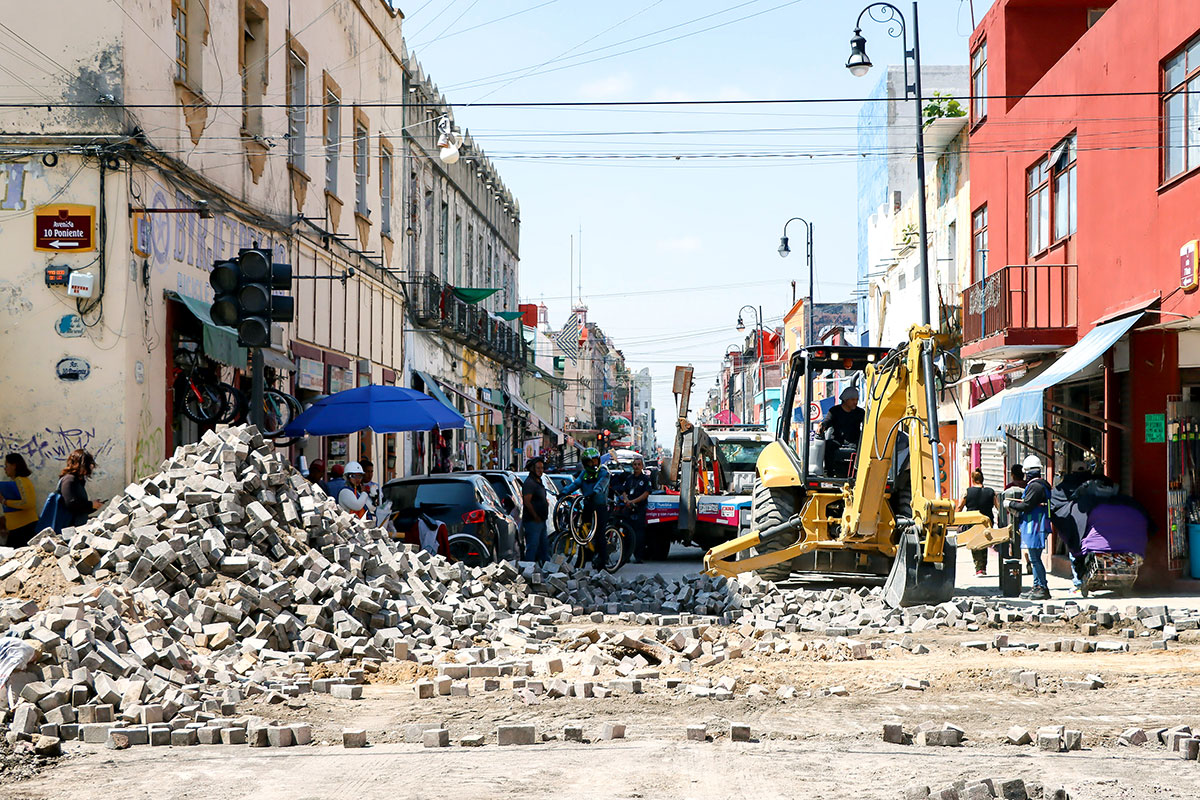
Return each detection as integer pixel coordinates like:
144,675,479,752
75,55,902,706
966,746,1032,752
562,447,611,570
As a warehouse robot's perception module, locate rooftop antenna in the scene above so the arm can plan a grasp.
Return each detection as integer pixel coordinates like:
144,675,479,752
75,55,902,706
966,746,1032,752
569,234,574,309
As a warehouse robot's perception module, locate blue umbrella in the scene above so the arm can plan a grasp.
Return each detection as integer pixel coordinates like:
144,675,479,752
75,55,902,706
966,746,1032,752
282,385,465,436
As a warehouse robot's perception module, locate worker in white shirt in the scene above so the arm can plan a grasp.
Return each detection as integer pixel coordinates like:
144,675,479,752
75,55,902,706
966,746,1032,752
338,462,375,519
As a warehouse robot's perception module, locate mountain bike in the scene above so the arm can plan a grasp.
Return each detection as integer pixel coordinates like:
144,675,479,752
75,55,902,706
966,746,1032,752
550,494,628,573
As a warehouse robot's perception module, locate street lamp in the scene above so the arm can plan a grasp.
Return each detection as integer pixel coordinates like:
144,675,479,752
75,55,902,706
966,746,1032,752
846,1,943,496
736,305,765,426
779,217,815,348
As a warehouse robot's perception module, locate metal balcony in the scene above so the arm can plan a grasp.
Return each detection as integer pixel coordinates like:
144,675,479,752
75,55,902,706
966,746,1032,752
408,273,531,369
961,264,1078,359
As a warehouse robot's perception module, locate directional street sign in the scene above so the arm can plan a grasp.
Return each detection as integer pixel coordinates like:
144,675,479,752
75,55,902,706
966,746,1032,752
34,204,95,252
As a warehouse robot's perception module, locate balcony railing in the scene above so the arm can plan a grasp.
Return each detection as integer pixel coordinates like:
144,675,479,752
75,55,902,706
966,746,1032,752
962,264,1078,351
409,273,531,369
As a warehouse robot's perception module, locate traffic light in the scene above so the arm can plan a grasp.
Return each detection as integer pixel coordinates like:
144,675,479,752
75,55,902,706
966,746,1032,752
207,248,294,348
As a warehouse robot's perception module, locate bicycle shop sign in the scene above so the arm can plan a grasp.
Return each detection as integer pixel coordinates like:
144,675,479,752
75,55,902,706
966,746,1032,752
139,182,286,302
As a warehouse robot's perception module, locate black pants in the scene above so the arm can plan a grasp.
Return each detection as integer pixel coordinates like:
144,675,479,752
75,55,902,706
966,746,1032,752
586,499,609,568
4,521,37,548
629,513,647,559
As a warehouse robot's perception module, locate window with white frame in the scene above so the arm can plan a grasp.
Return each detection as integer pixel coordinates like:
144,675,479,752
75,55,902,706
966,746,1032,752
1163,35,1200,181
972,205,988,282
1026,158,1050,257
287,50,306,171
324,89,340,196
380,148,392,236
971,40,987,123
354,124,369,216
1051,133,1077,241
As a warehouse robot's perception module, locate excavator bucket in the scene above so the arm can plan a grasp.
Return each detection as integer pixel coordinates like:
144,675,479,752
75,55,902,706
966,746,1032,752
883,531,956,608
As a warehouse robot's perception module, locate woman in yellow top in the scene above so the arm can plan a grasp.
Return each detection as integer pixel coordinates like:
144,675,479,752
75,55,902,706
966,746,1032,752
3,453,38,547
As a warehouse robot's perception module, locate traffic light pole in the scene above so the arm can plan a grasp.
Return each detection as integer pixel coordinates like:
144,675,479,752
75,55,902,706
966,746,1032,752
249,347,265,430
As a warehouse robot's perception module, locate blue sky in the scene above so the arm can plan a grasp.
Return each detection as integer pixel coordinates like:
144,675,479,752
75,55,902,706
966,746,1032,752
402,0,994,444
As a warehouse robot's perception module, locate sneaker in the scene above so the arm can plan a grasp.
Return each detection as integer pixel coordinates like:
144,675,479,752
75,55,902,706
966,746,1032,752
1029,586,1051,601
975,569,986,577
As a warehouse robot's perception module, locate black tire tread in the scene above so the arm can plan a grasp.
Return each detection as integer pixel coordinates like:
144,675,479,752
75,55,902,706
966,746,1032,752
748,480,799,582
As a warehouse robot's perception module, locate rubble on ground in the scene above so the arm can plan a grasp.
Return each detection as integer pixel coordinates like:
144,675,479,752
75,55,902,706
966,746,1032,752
1,424,1199,767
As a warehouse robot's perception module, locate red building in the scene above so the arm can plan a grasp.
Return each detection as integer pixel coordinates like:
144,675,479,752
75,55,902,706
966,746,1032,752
962,0,1200,587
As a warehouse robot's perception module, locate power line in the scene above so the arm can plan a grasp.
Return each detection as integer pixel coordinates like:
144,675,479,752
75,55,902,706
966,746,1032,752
0,89,1182,111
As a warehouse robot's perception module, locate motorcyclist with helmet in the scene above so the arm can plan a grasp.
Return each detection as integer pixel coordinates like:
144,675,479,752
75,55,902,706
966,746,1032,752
562,446,611,570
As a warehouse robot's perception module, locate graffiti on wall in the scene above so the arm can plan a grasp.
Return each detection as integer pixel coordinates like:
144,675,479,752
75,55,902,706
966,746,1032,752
0,426,118,470
131,407,164,480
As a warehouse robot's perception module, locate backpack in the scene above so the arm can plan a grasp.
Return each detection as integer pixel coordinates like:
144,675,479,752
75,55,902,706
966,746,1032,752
36,481,68,535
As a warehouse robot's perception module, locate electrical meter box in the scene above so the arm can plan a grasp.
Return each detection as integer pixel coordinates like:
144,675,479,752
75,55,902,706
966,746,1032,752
67,271,95,298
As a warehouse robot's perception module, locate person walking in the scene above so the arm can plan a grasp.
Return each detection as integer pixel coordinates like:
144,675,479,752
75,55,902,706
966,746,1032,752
622,457,654,563
59,450,102,528
2,454,38,547
1006,455,1053,601
521,457,551,563
337,462,374,519
957,469,997,576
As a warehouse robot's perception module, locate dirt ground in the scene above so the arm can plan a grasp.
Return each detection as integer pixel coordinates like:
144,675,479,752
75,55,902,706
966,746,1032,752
8,618,1200,799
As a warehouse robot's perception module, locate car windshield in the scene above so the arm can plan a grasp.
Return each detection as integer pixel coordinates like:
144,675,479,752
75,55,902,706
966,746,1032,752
384,480,475,510
716,441,770,467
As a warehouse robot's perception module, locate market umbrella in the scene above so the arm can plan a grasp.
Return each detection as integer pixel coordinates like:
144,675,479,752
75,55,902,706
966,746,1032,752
282,385,465,436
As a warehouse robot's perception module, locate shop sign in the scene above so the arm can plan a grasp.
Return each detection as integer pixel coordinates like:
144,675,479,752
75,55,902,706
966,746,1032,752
296,357,323,391
35,204,95,252
328,365,354,393
55,356,91,381
55,314,84,337
1146,413,1166,444
1182,241,1200,293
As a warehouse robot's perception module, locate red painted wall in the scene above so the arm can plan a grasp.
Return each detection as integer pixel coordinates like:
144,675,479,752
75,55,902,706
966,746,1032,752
1128,330,1180,587
972,0,1200,330
971,0,1199,584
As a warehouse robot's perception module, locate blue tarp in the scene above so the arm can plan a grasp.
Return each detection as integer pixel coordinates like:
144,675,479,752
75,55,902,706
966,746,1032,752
963,313,1143,442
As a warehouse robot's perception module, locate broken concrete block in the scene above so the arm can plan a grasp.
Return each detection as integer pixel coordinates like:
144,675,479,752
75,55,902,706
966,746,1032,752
268,726,294,747
330,684,363,700
1118,727,1148,746
563,725,584,743
883,723,908,744
423,728,450,748
1005,726,1032,745
687,724,707,742
461,734,485,747
917,729,962,747
106,731,131,750
1064,730,1082,751
343,729,368,748
171,729,198,746
1181,738,1200,760
496,724,536,746
600,722,625,740
415,681,434,699
221,727,247,745
730,723,751,742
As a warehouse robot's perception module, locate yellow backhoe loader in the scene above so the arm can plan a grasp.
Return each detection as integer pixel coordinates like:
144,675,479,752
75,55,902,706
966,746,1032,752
703,325,1008,607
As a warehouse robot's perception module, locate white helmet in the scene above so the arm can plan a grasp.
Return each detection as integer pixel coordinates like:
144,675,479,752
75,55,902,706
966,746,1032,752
1021,455,1043,473
343,461,365,476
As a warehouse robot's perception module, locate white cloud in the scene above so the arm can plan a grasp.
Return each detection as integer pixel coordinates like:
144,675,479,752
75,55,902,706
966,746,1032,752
578,73,635,100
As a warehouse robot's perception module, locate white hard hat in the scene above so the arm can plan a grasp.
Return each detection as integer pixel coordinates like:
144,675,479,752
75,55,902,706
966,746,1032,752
1021,455,1043,473
343,461,364,476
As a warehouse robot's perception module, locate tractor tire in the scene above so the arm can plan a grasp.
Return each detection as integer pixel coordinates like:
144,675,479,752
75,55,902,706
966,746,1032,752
747,480,799,583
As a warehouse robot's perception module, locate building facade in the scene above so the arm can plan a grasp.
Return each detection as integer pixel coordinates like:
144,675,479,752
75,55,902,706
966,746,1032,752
962,0,1200,587
0,1,527,507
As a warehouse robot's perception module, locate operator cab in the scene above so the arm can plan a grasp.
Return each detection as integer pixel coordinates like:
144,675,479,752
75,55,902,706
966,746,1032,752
777,345,894,488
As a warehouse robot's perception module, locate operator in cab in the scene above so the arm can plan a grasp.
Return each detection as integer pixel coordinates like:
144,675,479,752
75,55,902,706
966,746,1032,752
819,386,865,477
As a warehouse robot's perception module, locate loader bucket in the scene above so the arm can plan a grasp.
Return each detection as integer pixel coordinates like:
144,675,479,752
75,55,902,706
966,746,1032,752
882,531,956,608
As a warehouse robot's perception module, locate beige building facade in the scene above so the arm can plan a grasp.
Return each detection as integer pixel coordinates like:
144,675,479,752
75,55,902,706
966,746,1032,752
0,0,528,507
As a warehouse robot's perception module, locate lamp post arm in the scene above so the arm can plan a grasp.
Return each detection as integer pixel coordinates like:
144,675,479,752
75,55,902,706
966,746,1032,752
855,3,911,96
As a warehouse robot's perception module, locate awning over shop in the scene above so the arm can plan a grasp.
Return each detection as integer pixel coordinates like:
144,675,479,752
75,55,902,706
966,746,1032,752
964,313,1143,442
168,291,246,368
503,388,534,416
529,411,565,443
261,348,295,372
413,370,459,415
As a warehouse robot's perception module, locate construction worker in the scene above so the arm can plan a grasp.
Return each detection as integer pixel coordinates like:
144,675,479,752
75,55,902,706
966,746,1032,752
562,447,611,570
819,386,865,476
1006,455,1053,600
622,457,654,563
337,462,375,519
